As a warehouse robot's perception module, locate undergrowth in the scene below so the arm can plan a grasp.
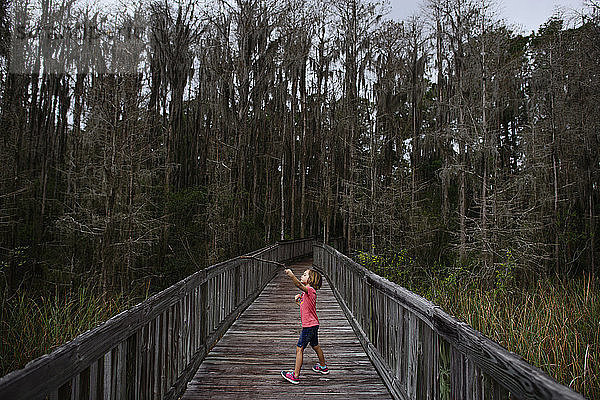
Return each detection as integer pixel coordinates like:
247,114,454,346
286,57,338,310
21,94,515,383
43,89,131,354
0,287,131,377
356,250,599,399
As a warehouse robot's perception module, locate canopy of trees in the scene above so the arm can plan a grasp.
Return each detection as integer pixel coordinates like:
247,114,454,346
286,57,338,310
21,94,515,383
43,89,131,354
1,0,599,296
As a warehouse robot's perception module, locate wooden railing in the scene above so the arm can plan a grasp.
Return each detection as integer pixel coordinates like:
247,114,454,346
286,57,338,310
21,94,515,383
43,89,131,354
314,243,584,400
0,238,313,400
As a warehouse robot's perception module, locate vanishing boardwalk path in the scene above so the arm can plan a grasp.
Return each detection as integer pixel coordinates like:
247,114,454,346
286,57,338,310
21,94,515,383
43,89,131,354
181,258,392,399
0,241,583,399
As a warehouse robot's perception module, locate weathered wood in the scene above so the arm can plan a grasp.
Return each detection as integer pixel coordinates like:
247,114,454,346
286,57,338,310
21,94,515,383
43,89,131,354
319,263,407,400
145,322,152,400
168,304,175,390
103,350,112,400
70,374,80,400
4,238,577,400
164,266,279,400
89,360,98,400
116,341,126,400
432,307,575,400
181,259,392,400
159,311,167,398
0,240,313,400
314,243,584,400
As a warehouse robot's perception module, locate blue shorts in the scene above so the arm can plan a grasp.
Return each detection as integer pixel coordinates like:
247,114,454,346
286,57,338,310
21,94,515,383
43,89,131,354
297,325,319,348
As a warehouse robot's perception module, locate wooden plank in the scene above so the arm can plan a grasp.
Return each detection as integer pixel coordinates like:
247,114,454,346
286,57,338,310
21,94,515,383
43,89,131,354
407,312,418,399
192,288,197,353
416,319,426,399
395,303,403,383
189,291,194,361
164,266,279,400
184,294,189,370
192,288,198,355
176,299,182,380
200,281,207,346
148,321,155,400
161,310,167,397
0,242,311,399
89,359,98,400
313,244,585,400
70,374,80,400
385,295,392,369
432,329,440,400
224,270,229,319
134,330,141,400
116,342,126,400
103,351,112,400
219,273,224,324
181,259,392,400
208,277,214,335
432,307,579,400
153,316,160,400
169,305,175,388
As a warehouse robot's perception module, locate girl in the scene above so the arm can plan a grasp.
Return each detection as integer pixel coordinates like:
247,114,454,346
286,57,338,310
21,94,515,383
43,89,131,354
281,268,329,384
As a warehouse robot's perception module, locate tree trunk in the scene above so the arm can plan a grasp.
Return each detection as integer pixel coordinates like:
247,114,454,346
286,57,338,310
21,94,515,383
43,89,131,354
481,20,489,270
300,63,307,238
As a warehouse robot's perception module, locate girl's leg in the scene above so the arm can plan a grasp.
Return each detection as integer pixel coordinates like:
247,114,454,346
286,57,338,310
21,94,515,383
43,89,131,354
294,346,304,377
312,344,326,366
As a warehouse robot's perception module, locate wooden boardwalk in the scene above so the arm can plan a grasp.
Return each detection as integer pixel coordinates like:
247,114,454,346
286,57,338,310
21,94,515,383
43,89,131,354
1,241,582,400
181,258,393,399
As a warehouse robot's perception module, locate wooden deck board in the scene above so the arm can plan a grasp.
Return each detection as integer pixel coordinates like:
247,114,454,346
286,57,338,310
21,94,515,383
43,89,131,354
181,259,392,399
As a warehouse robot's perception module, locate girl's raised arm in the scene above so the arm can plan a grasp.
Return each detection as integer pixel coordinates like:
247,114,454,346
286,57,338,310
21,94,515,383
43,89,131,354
284,269,308,292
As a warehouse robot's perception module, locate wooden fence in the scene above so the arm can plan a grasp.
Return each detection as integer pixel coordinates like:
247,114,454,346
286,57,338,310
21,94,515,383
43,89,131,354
0,239,313,400
314,243,584,400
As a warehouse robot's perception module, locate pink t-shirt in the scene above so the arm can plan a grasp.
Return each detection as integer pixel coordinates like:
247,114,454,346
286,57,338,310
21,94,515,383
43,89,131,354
299,285,319,327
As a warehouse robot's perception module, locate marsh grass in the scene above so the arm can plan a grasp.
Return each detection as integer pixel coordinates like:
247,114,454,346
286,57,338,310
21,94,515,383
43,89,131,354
1,259,597,399
428,275,599,398
356,251,599,398
0,287,131,377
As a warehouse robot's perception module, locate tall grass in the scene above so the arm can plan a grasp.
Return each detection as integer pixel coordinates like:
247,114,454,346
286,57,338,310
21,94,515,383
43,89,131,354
356,251,599,399
0,287,131,377
429,276,599,398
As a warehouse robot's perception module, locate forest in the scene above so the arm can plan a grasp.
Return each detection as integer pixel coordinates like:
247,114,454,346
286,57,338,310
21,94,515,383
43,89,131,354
0,0,598,396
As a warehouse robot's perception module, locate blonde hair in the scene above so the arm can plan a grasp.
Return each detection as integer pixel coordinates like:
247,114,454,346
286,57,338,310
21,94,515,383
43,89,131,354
308,269,322,290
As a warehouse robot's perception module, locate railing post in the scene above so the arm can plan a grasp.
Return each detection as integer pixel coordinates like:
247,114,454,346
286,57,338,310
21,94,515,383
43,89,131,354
312,243,586,400
0,241,315,400
234,261,241,310
200,281,208,348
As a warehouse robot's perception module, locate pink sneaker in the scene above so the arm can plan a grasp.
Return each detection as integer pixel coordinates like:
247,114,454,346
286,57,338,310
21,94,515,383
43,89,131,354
281,370,299,384
312,363,329,374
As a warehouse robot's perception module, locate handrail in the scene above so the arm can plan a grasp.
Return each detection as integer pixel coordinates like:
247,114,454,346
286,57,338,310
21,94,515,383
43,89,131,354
314,242,584,400
0,239,314,400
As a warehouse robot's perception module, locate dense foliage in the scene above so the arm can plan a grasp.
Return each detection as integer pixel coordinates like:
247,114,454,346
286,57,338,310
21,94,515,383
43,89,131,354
0,0,599,385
